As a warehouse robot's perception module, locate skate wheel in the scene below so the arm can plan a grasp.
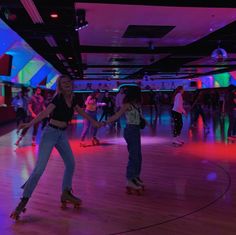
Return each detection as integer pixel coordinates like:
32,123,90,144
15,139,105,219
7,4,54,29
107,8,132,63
73,204,80,209
136,189,143,195
126,187,132,194
61,202,67,209
10,212,19,220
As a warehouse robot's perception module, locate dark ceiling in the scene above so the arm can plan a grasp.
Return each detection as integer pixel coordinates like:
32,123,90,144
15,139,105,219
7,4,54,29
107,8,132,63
1,0,236,81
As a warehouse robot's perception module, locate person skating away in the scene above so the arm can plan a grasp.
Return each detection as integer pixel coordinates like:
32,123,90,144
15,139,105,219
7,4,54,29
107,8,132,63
104,86,146,194
190,90,209,131
10,75,101,220
171,86,186,146
80,90,105,147
99,91,114,122
11,91,28,129
15,87,45,146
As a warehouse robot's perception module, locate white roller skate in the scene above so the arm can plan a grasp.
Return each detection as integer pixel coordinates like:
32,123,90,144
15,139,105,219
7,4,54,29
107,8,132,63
172,137,183,147
126,179,143,195
135,177,145,191
177,137,184,145
60,189,82,209
10,197,29,220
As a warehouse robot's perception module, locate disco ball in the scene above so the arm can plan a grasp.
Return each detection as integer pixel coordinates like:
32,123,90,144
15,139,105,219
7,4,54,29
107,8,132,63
211,48,228,62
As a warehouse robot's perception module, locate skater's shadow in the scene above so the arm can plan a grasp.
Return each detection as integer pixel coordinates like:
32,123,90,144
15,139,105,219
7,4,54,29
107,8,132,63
81,142,115,148
11,215,42,225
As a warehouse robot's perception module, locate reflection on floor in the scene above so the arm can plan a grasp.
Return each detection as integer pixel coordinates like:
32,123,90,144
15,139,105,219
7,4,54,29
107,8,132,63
0,108,236,235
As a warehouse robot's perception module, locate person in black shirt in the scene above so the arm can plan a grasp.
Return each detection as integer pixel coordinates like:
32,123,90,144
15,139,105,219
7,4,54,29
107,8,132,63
11,75,100,220
191,90,208,130
99,91,114,121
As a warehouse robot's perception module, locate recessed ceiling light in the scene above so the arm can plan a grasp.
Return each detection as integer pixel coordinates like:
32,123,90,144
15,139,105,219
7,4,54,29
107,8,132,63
50,13,58,18
68,57,73,60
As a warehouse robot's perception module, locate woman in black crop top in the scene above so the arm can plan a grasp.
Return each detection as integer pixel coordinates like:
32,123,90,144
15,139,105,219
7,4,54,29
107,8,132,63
11,75,101,220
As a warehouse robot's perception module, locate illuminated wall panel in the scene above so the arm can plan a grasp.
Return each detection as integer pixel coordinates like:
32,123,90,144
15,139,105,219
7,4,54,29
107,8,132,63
30,65,51,87
13,55,45,85
213,73,230,87
229,71,236,86
0,20,18,54
0,19,60,88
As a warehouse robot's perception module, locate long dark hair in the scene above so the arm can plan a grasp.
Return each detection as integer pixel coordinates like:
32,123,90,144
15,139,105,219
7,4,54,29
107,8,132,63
123,86,142,104
172,86,183,104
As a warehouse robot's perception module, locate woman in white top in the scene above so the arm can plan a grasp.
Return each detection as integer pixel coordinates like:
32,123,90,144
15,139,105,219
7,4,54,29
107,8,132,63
105,86,146,194
172,86,186,145
80,91,100,146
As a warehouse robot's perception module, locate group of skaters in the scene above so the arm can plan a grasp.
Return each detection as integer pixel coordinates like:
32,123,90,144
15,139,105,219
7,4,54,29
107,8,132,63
12,87,52,146
10,75,142,220
10,74,236,220
11,86,126,147
188,87,236,140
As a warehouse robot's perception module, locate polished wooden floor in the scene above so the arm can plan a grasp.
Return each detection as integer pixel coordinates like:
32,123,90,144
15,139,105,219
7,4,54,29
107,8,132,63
0,109,236,235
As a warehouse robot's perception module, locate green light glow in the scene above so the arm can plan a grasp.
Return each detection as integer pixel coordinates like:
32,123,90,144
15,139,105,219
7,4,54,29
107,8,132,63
17,58,44,85
214,73,230,87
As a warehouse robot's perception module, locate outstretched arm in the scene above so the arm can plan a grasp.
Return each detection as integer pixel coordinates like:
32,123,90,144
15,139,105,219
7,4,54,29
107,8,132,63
19,103,55,129
74,105,100,128
106,103,130,124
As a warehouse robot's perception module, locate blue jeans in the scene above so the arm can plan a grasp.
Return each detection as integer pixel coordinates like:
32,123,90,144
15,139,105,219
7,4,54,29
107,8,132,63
22,126,75,198
124,125,142,180
80,110,97,141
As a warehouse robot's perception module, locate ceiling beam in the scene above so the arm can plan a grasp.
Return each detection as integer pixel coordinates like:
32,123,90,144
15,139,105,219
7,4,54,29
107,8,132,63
76,0,236,8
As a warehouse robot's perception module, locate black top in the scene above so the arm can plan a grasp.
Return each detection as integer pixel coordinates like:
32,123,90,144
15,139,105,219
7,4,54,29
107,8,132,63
50,94,78,123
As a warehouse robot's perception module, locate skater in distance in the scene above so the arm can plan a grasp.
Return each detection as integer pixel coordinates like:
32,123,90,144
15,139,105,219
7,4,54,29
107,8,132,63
104,86,146,194
171,86,186,146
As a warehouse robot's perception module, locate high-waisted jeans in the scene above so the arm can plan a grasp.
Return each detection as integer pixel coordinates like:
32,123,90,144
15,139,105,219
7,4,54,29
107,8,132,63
124,125,142,180
22,125,75,198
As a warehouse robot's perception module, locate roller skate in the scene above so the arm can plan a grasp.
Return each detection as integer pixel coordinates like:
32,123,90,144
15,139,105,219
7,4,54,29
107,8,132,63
80,141,87,147
92,137,100,146
126,179,143,195
177,137,184,145
15,136,22,146
172,137,183,147
228,136,236,143
32,137,36,146
135,177,145,191
60,189,82,209
10,197,29,220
